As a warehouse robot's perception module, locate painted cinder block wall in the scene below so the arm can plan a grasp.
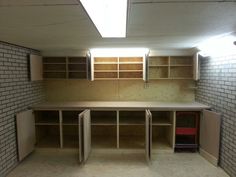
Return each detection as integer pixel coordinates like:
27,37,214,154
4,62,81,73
196,54,236,177
0,42,45,177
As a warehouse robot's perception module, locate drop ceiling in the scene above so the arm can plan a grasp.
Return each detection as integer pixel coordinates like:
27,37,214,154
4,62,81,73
0,0,235,55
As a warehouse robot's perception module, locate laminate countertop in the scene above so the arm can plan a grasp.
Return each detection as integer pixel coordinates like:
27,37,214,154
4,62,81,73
32,101,210,111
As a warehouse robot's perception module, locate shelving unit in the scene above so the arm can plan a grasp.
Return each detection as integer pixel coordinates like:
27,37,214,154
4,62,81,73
119,111,145,149
43,56,87,79
91,111,117,148
175,111,199,151
92,56,145,80
151,111,174,152
148,56,194,80
34,111,60,147
68,57,87,79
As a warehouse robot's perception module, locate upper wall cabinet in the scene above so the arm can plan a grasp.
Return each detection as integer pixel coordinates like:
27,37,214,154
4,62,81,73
43,56,88,79
148,55,198,80
91,55,147,81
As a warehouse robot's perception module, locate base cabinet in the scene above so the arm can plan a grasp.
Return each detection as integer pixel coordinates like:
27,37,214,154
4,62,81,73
31,108,220,165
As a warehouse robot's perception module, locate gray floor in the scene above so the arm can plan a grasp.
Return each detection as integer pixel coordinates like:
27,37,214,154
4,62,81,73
7,148,229,177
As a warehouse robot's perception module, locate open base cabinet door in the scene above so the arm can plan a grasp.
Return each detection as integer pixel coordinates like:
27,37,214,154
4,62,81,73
145,109,152,163
78,109,91,163
200,110,221,166
16,110,35,161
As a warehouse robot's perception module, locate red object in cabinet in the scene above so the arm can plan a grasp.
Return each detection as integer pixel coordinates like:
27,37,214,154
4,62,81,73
175,112,199,150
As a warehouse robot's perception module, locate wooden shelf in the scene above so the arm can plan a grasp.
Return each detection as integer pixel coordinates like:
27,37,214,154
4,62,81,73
149,65,169,67
94,70,118,72
119,62,143,64
94,62,118,64
43,63,66,65
44,70,66,73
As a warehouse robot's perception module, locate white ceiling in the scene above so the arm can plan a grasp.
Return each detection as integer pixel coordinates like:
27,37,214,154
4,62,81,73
0,0,235,55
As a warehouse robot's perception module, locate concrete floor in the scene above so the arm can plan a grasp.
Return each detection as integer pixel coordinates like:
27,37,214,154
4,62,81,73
7,148,229,177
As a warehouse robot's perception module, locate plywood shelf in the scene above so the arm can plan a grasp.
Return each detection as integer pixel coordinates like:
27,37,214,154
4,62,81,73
44,70,66,73
94,62,118,64
149,65,169,67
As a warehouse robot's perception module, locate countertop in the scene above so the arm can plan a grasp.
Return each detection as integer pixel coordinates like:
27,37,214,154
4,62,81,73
32,101,210,111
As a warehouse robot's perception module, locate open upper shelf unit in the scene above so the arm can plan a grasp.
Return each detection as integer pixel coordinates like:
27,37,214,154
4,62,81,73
148,56,194,80
43,56,87,79
92,56,146,80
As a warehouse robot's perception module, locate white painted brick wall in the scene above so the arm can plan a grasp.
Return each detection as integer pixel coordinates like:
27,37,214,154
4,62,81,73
0,42,45,177
196,54,236,177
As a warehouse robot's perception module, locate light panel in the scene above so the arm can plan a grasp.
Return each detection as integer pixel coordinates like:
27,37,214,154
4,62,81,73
90,48,149,57
80,0,127,38
198,34,236,57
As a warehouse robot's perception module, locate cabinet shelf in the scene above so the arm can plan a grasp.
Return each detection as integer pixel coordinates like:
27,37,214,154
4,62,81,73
43,63,66,65
94,70,118,72
94,62,118,64
149,65,169,67
170,65,193,67
44,70,66,73
119,62,143,64
35,123,59,126
119,70,143,72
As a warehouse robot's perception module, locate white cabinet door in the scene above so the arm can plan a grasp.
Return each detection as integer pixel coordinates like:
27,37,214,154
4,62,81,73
193,53,200,81
83,109,91,162
145,109,152,163
200,110,221,166
29,54,43,81
16,110,35,161
78,109,91,163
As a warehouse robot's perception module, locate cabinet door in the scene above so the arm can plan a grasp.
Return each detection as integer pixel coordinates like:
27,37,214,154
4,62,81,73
78,112,83,163
78,109,91,163
30,54,43,81
83,109,91,162
200,110,221,166
145,109,152,163
193,53,200,81
16,110,35,161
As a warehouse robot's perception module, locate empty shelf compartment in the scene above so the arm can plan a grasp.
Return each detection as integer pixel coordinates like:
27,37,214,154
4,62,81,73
176,111,199,128
152,126,173,151
91,126,117,149
119,125,145,149
91,111,117,125
35,111,59,125
35,125,60,148
62,111,83,125
119,111,145,125
68,57,86,64
151,111,173,126
63,125,79,148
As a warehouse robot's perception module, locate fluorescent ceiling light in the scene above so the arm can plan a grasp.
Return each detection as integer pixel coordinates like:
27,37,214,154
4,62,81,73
197,34,236,57
90,48,149,57
80,0,128,38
